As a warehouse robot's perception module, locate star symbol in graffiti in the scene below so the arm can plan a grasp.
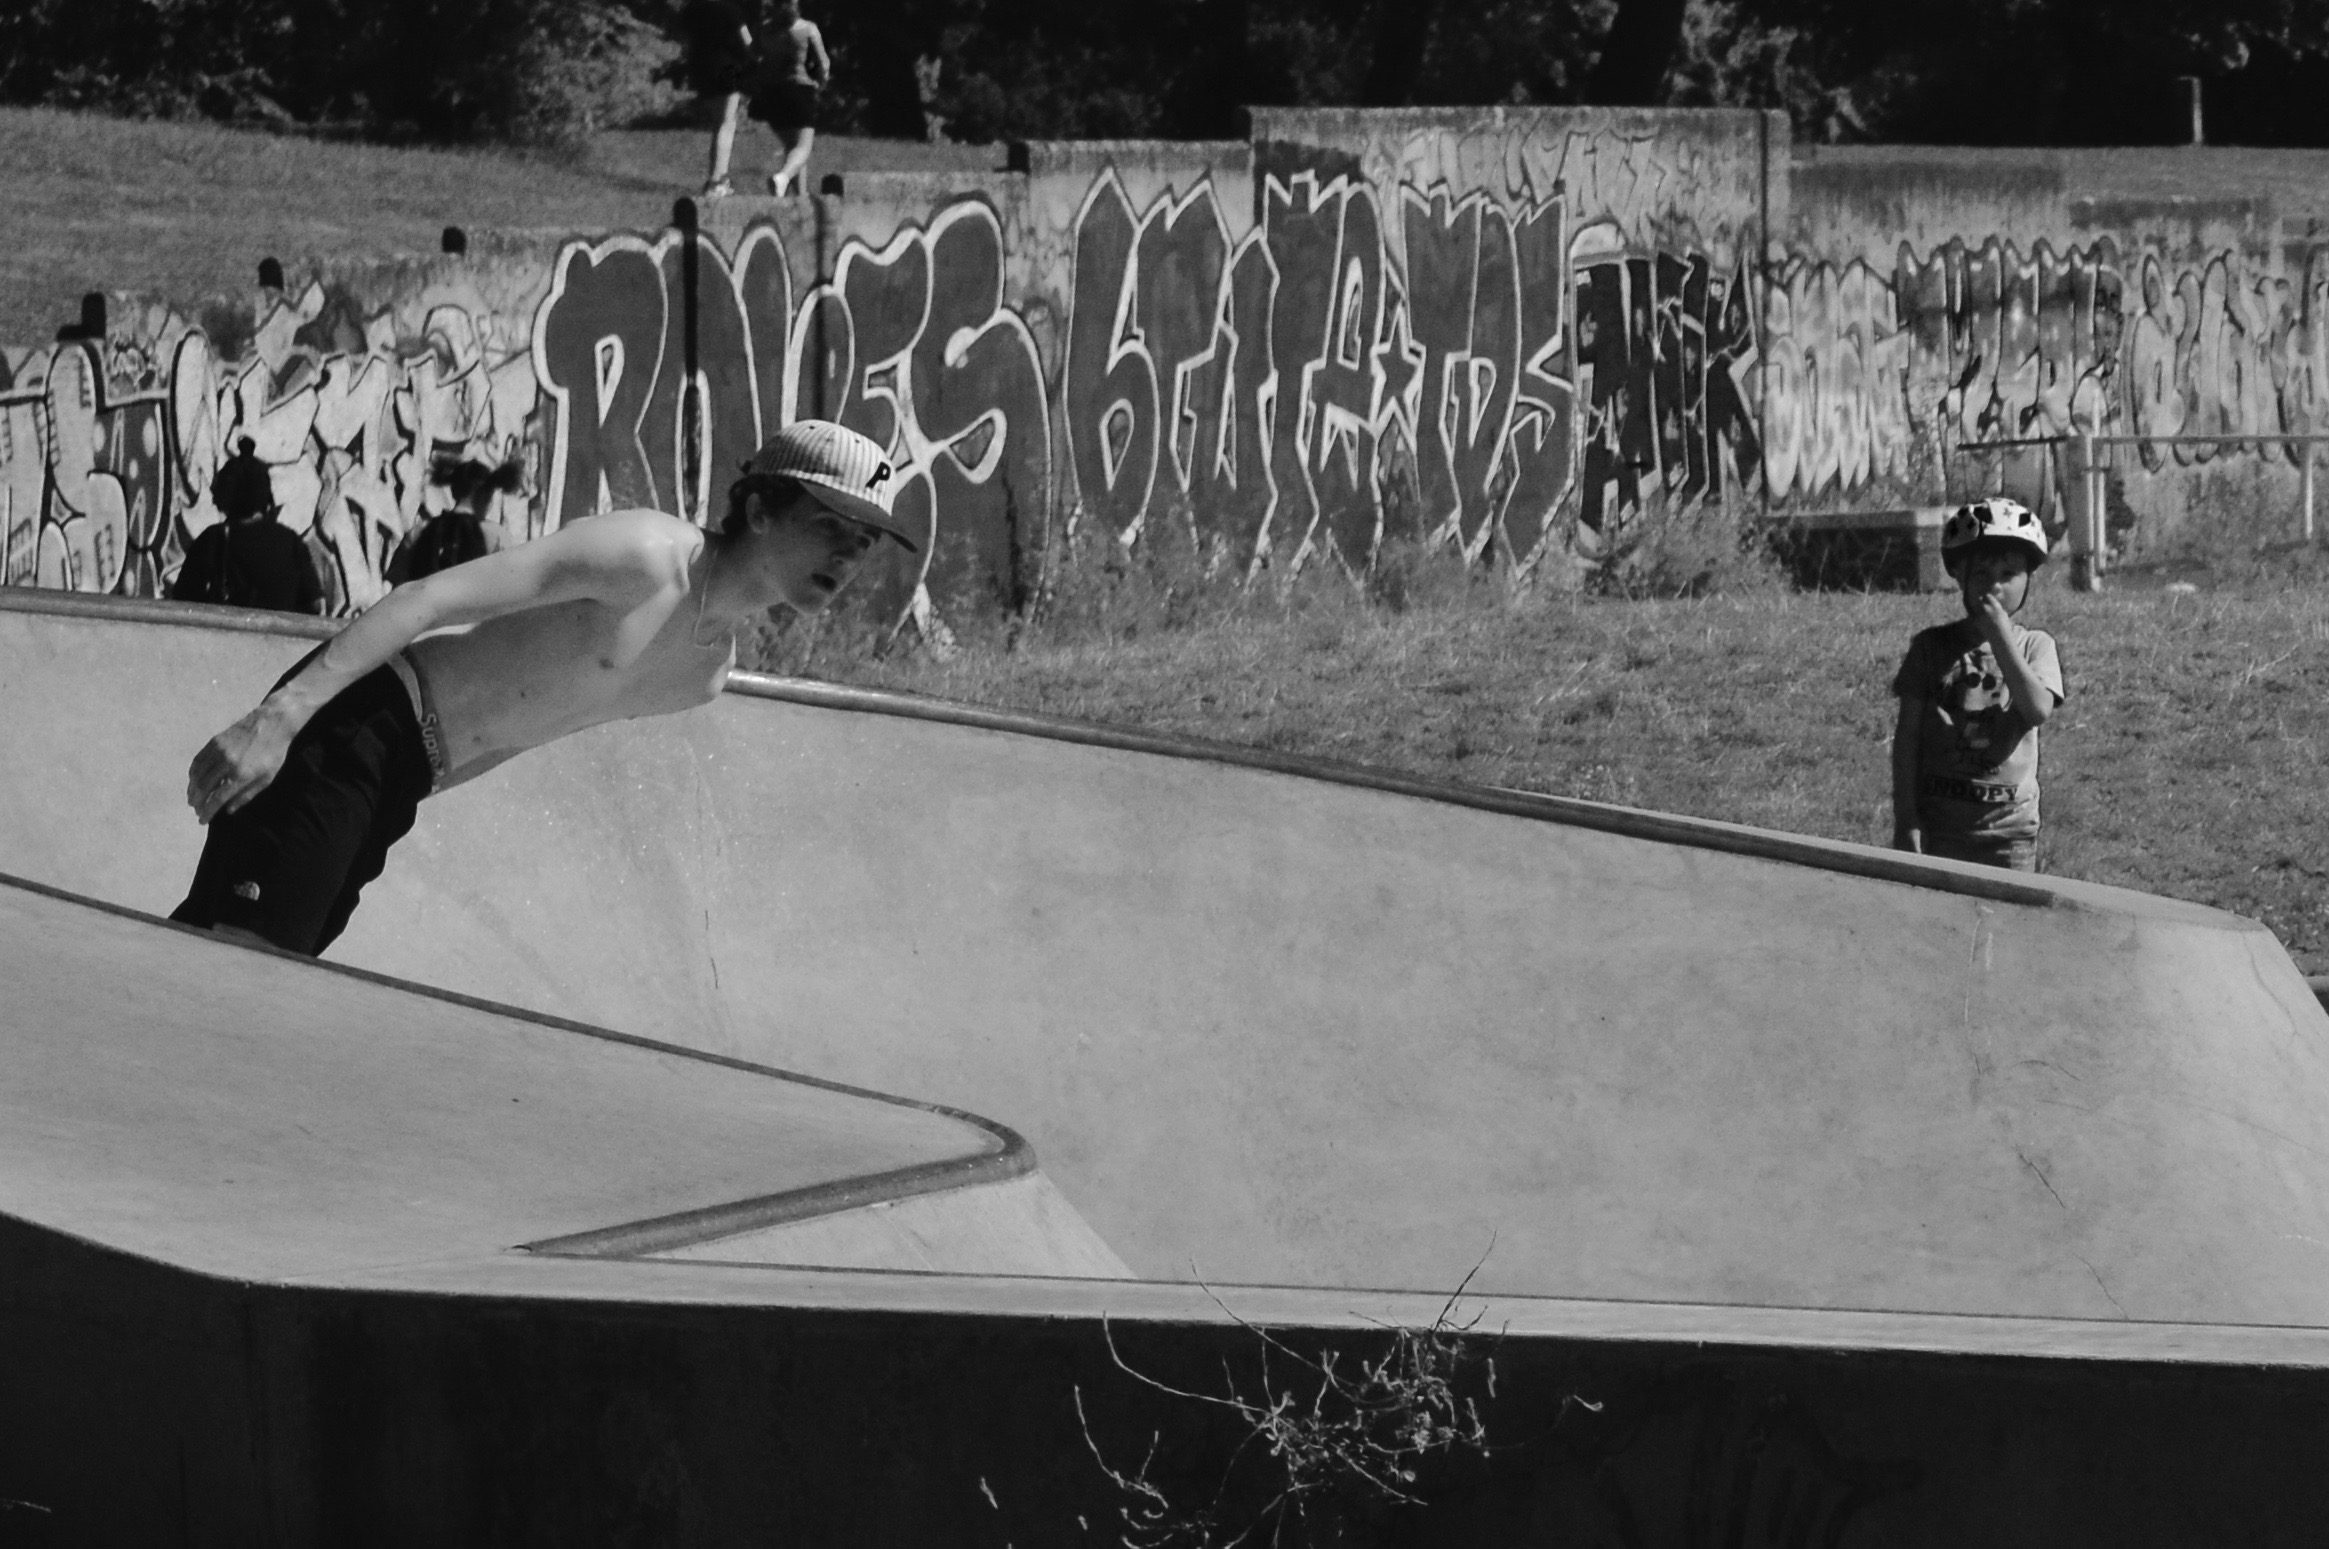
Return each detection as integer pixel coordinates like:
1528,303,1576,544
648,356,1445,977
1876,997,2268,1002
1371,287,1427,441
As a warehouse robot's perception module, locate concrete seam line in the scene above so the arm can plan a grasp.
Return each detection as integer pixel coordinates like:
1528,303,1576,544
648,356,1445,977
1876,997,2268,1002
518,1151,1036,1259
0,867,1030,1166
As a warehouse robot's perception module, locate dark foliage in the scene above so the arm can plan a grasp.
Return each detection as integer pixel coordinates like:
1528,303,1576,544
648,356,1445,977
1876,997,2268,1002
1583,0,1685,102
2,0,2326,145
1746,0,2329,145
0,0,674,141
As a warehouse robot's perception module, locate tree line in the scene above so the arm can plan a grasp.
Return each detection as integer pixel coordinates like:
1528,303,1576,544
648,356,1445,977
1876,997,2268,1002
3,0,2325,147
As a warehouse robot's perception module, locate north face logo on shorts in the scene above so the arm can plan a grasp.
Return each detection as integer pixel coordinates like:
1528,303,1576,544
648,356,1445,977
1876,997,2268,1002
234,881,262,901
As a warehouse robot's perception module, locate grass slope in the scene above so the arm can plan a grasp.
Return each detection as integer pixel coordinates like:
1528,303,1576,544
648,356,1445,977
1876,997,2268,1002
0,108,1000,342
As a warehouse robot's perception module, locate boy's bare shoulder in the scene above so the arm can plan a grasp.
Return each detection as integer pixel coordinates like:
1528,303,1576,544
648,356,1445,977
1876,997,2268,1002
539,508,699,560
519,508,703,597
560,506,696,539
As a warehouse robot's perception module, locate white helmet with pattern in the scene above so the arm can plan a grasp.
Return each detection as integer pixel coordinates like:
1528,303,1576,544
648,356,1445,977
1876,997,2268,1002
1940,497,2047,575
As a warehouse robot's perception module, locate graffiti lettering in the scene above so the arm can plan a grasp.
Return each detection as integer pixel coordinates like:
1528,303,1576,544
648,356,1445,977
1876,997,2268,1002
1069,171,1579,573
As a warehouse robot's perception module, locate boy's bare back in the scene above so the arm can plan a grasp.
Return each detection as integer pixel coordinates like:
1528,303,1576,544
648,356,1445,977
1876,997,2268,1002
410,509,733,779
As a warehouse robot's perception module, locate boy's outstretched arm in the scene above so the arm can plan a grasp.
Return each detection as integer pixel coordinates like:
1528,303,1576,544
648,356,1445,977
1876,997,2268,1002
186,513,686,823
1891,695,1924,853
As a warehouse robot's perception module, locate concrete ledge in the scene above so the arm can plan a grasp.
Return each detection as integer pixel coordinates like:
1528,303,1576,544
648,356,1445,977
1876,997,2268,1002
1010,139,1251,181
1771,506,1947,592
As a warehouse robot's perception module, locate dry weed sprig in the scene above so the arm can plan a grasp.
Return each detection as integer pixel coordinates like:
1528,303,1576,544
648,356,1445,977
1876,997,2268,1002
1075,1257,1495,1549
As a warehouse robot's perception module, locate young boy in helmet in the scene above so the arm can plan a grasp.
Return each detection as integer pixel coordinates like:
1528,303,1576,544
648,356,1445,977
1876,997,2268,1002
172,420,912,956
1890,497,2066,872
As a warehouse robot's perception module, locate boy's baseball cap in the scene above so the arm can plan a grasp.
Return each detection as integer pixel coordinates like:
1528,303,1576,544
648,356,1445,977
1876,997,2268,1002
741,421,919,552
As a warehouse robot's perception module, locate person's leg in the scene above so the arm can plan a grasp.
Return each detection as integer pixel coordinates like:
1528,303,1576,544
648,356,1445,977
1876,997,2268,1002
172,740,378,954
307,737,427,955
704,92,743,196
772,124,815,197
1920,831,2037,872
208,924,277,951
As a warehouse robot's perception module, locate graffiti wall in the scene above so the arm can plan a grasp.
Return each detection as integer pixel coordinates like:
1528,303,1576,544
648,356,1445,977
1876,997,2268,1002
5,112,2327,623
1,265,545,614
1761,234,2329,515
1775,151,2329,531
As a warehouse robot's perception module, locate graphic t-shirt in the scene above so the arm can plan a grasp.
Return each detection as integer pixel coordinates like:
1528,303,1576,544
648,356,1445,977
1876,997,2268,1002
1891,622,2066,841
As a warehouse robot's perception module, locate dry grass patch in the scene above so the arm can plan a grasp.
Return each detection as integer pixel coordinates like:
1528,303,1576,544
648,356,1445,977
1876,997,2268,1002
755,547,2329,972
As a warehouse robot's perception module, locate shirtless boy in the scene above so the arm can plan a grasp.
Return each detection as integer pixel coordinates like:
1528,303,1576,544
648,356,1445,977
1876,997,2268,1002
172,420,910,956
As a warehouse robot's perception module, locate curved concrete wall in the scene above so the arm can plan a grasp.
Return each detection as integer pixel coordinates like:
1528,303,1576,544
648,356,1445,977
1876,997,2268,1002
6,598,2328,1325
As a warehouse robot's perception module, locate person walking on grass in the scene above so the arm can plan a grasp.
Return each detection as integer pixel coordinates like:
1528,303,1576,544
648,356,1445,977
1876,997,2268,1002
696,0,768,200
752,0,829,198
698,0,828,199
172,420,912,957
168,437,327,616
1890,497,2066,873
386,455,523,584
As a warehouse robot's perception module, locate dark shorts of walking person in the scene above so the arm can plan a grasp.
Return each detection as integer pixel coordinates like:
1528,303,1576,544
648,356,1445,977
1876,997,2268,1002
751,78,820,131
169,647,448,956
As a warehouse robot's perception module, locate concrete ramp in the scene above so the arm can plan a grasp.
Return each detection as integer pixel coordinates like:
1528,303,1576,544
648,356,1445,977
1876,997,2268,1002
7,595,2329,1325
0,869,1128,1284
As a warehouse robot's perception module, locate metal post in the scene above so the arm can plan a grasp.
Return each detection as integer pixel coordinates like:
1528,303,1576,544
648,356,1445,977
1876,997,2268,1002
812,191,835,421
2066,434,2101,592
2305,443,2317,544
674,198,702,524
2086,439,2108,582
2181,76,2204,146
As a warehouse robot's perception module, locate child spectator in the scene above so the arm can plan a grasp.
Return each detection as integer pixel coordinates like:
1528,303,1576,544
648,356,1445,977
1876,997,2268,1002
387,456,522,585
1891,497,2066,872
168,438,327,615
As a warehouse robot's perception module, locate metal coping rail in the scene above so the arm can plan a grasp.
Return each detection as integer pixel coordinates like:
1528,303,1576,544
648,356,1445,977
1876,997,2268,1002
1960,434,2329,450
0,586,2067,911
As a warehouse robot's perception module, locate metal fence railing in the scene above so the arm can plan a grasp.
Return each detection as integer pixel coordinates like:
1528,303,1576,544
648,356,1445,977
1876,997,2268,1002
1955,432,2329,592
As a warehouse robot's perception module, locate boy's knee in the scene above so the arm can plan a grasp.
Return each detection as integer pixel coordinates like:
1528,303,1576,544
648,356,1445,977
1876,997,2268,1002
209,923,282,951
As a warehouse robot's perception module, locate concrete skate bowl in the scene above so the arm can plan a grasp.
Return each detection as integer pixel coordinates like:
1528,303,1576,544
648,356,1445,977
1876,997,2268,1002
9,590,2329,1329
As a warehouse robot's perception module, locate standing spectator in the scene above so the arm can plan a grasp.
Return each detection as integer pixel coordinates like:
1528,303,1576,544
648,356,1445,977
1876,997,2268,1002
169,438,326,615
387,456,523,585
695,0,767,200
753,0,830,198
1890,498,2066,872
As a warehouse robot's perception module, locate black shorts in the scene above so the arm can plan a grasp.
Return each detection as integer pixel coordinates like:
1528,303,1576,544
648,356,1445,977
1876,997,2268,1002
701,44,756,96
170,657,435,957
750,80,820,131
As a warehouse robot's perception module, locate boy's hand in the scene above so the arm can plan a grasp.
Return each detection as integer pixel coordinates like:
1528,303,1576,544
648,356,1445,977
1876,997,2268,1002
1971,590,2015,642
187,705,296,824
1893,824,1923,854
